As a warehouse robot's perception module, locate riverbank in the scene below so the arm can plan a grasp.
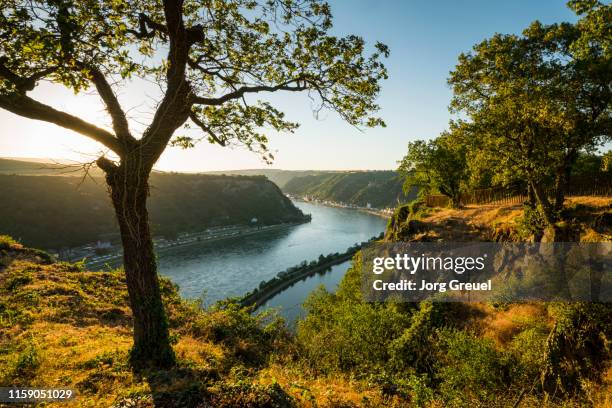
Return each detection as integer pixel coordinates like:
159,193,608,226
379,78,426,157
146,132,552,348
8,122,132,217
85,219,311,270
286,195,393,219
240,233,383,309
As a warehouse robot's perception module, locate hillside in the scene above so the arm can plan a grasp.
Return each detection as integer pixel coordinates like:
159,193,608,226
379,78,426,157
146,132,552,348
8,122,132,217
1,198,610,407
0,236,397,408
297,196,612,407
204,169,328,189
0,173,306,249
0,157,105,177
283,171,416,209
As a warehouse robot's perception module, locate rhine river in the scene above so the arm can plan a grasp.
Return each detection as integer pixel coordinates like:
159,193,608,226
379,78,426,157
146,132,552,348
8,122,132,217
157,201,386,319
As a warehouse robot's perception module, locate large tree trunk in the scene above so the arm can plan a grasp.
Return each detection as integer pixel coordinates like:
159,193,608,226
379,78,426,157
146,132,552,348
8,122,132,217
530,181,555,227
553,151,577,212
104,157,175,369
553,166,569,213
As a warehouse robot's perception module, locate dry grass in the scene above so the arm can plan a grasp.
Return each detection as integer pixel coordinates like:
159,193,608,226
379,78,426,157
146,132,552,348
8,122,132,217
415,196,612,242
460,303,550,348
0,242,373,407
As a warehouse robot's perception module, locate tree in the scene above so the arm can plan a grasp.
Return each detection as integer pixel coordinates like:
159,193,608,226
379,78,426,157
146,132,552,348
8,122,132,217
398,127,468,208
0,0,388,369
448,1,611,228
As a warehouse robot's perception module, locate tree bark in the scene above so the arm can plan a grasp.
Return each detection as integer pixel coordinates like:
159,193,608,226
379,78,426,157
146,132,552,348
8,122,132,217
553,150,577,212
103,156,175,369
553,166,568,213
527,183,536,208
530,181,555,227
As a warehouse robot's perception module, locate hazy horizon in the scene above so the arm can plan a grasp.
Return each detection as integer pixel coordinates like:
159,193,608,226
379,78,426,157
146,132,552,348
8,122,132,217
0,0,578,172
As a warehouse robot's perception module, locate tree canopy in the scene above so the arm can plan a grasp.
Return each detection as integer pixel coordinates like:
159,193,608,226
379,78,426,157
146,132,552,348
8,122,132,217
0,0,388,167
397,125,468,208
448,1,610,222
400,0,610,223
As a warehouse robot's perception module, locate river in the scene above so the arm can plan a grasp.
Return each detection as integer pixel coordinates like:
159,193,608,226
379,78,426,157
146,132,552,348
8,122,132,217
157,201,387,316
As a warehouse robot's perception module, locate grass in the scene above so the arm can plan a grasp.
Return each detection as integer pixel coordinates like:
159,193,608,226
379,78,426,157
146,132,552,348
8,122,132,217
0,196,610,407
0,240,385,407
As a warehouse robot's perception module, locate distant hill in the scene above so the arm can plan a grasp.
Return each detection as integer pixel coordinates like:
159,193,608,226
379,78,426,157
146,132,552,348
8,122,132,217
0,173,306,249
0,157,106,177
283,171,417,209
204,169,328,188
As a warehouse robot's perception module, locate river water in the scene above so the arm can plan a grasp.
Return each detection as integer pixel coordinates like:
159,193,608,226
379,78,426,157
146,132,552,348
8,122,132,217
158,201,387,314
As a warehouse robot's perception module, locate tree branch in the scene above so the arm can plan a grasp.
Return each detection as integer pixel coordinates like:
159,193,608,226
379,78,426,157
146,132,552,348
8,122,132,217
189,111,226,146
86,66,135,144
0,57,57,92
127,12,168,39
192,80,308,106
0,92,122,154
138,0,193,166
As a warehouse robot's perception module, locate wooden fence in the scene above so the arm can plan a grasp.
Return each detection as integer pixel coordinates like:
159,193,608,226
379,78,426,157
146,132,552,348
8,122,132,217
425,176,612,207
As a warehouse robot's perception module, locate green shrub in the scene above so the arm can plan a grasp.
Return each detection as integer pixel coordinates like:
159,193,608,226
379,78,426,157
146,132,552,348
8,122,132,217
515,204,546,240
388,302,442,373
209,381,295,408
12,341,41,380
435,329,511,406
0,235,19,250
5,270,33,291
297,285,411,373
541,303,610,397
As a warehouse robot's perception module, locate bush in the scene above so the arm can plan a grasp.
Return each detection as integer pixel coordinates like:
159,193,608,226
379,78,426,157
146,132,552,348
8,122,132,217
541,303,610,397
515,204,546,240
297,285,411,373
0,235,19,250
435,329,511,406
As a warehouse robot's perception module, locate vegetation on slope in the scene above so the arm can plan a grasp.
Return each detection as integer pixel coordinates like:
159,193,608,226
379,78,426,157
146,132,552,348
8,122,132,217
0,173,306,249
283,171,416,209
0,235,412,408
297,197,612,407
2,197,610,407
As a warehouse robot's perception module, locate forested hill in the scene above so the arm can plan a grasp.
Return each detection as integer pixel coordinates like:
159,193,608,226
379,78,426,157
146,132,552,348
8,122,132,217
282,171,417,209
0,173,307,249
204,169,327,188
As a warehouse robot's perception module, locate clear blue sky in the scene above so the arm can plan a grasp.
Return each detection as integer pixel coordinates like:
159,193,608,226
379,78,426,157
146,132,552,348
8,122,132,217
0,1,578,171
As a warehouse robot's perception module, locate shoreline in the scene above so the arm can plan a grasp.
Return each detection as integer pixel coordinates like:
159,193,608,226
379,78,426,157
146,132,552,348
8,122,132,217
84,219,310,270
241,252,356,309
240,233,383,309
289,196,392,219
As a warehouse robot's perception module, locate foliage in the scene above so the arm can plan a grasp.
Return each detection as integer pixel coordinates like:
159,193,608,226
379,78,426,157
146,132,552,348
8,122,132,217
384,199,429,241
0,0,389,368
541,302,611,396
0,235,19,250
397,127,468,207
0,0,388,162
514,204,548,240
434,329,511,406
295,236,611,405
447,1,611,224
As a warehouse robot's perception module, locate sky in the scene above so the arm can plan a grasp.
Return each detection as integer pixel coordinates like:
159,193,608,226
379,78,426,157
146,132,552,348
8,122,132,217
0,0,578,172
